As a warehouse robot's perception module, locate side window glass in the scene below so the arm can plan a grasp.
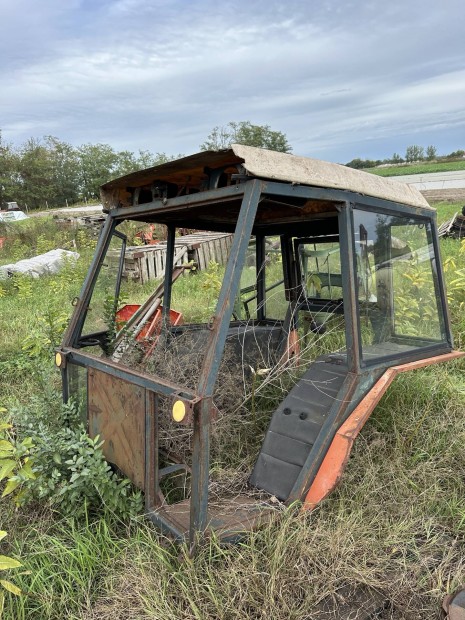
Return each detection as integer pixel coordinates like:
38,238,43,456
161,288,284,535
264,236,287,320
80,231,126,341
298,239,342,301
353,210,446,362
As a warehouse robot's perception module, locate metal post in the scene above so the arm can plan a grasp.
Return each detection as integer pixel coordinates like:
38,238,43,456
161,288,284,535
256,234,266,320
339,203,361,373
429,214,453,347
162,225,176,325
189,396,213,548
197,179,262,396
113,231,127,304
61,367,69,404
189,179,261,544
280,235,296,302
145,390,160,509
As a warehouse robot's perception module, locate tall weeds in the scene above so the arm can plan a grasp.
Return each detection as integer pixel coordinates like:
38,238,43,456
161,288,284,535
1,205,465,618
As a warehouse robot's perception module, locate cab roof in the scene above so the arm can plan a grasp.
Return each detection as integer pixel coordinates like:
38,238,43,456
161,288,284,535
101,144,431,212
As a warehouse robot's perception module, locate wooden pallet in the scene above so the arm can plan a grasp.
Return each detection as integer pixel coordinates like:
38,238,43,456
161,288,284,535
110,232,233,283
438,212,465,238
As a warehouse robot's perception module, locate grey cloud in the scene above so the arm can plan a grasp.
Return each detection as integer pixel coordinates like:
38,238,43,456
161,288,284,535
1,0,464,162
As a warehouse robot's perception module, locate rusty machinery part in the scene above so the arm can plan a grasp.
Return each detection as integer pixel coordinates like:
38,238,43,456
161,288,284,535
57,145,462,547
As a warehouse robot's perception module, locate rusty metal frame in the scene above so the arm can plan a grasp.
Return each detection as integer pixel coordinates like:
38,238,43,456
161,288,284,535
188,180,262,540
110,184,248,221
58,174,457,543
339,202,361,373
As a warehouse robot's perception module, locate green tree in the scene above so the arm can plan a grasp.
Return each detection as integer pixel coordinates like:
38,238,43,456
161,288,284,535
200,121,292,153
345,158,381,169
446,149,464,159
77,143,118,200
16,138,56,210
391,152,404,164
112,150,174,178
426,145,437,160
1,133,81,210
112,150,138,178
405,145,425,163
135,150,175,169
345,158,366,169
45,136,80,206
0,132,20,207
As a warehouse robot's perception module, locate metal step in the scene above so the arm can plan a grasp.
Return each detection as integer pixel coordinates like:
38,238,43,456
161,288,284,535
249,355,348,500
151,494,276,541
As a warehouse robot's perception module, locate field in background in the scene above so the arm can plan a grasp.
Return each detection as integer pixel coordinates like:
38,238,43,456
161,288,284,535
366,160,465,177
1,204,465,619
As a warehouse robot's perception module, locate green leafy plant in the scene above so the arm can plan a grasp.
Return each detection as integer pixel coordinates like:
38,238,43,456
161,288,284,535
11,274,33,301
101,293,128,355
8,400,143,519
0,530,23,617
443,244,465,322
28,424,142,518
76,229,97,250
21,306,69,359
0,420,36,505
48,256,82,297
6,239,27,262
35,233,54,255
197,261,225,315
202,260,222,298
390,252,441,337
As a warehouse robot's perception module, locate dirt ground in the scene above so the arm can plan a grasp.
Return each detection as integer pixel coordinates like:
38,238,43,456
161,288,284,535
421,188,465,203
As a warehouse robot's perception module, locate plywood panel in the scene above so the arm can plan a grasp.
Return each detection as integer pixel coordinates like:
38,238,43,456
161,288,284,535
88,369,146,489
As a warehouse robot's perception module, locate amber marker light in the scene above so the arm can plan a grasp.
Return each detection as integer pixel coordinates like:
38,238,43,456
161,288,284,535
172,400,186,422
55,352,63,367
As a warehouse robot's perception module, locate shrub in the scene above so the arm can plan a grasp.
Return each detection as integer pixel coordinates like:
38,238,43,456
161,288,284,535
0,420,36,503
4,399,143,520
0,530,23,616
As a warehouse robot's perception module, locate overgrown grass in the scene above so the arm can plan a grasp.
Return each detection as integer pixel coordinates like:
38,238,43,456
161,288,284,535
1,206,465,618
366,160,465,177
3,508,130,620
434,201,463,225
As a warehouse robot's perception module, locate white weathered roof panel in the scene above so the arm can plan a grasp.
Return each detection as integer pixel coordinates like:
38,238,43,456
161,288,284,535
101,144,432,211
231,144,432,210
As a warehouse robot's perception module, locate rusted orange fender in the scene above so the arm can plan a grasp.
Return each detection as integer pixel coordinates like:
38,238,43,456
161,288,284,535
303,351,465,510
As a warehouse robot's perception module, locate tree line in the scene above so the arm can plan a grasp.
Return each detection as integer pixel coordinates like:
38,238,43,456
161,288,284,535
345,145,465,170
0,133,175,210
1,120,463,210
0,122,290,211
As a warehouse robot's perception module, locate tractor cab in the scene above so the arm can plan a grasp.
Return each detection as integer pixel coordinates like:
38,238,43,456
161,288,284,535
57,145,461,545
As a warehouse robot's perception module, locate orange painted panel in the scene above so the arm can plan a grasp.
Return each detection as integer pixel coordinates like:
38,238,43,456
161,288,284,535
303,351,465,510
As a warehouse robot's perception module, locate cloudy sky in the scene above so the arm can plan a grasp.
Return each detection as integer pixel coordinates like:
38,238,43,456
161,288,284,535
1,0,464,163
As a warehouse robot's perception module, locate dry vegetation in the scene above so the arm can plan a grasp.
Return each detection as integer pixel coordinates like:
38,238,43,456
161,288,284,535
1,205,465,619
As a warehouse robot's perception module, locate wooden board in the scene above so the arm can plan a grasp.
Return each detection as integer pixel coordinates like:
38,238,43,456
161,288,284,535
88,369,146,489
109,232,234,282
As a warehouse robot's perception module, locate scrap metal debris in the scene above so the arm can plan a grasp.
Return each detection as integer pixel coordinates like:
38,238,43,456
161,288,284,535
54,213,106,236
